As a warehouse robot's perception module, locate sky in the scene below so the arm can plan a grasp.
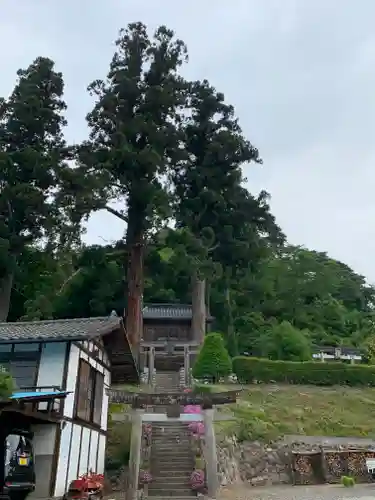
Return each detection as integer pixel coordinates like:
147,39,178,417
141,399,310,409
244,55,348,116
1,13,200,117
2,0,375,281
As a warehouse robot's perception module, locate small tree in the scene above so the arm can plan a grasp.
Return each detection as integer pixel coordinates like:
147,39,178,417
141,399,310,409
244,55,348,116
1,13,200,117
193,332,232,382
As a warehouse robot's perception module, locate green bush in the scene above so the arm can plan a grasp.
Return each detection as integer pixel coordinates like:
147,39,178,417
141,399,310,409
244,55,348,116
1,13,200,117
262,321,311,361
193,383,213,394
0,368,15,398
341,476,355,487
232,356,375,386
193,333,232,382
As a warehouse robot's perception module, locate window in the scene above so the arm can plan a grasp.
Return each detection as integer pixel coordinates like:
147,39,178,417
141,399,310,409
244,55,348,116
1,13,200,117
75,359,104,425
0,350,39,388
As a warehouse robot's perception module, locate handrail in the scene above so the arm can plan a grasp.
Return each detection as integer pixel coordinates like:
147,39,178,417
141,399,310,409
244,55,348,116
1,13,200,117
17,385,62,392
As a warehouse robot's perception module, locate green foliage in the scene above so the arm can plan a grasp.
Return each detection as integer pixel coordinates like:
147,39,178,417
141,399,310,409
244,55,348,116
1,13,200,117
341,476,355,487
193,383,214,394
0,56,80,321
0,368,15,398
232,356,375,386
106,419,132,467
2,27,374,364
9,234,375,360
193,333,232,382
261,321,312,361
363,336,375,364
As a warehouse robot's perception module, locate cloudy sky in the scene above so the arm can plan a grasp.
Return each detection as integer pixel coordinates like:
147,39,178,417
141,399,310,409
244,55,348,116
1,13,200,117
2,0,375,281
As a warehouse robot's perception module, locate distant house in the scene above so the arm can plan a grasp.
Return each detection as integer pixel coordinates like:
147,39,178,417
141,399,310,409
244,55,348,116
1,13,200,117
312,345,362,363
0,315,138,498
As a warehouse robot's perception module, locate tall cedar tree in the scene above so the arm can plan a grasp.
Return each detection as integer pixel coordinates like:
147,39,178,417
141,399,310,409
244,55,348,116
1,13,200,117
211,187,284,355
74,23,187,347
172,80,262,344
0,57,72,321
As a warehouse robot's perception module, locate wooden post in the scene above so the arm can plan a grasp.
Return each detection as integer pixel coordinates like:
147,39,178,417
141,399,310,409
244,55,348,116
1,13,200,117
148,347,155,387
184,345,190,387
203,408,219,498
127,409,144,500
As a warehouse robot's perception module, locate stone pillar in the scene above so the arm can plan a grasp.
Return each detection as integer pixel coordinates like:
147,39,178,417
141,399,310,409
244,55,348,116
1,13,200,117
127,408,144,500
184,345,190,387
203,408,218,498
148,346,155,386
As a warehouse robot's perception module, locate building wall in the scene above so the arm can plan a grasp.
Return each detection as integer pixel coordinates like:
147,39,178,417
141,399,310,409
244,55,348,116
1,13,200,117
54,340,110,498
29,424,57,499
0,338,111,498
143,320,192,342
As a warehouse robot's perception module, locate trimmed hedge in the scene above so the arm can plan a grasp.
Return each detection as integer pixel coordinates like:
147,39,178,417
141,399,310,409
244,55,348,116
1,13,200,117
232,356,375,386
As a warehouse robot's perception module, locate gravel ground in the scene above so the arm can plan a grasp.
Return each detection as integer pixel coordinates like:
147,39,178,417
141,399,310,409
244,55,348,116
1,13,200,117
218,484,375,500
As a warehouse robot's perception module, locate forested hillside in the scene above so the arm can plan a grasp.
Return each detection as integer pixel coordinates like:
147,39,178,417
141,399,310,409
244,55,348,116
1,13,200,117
1,22,374,361
6,237,375,358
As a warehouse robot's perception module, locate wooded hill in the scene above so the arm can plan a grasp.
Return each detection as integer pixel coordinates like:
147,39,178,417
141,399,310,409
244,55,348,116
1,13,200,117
6,238,375,360
1,22,374,361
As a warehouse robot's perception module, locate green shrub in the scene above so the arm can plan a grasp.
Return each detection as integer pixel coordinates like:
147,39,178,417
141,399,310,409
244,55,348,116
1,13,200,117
262,321,311,361
193,333,232,382
0,368,15,398
232,356,375,386
193,383,213,394
106,418,132,469
341,476,355,487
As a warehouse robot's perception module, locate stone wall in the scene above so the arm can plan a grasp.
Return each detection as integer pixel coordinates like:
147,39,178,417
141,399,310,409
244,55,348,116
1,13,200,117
217,437,291,487
217,436,375,487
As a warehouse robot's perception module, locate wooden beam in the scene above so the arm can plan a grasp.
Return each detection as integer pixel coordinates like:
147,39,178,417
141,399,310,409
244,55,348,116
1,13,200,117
106,389,239,409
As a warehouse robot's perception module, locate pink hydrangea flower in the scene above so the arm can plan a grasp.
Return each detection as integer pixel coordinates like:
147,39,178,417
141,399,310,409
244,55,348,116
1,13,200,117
190,469,205,490
139,469,152,484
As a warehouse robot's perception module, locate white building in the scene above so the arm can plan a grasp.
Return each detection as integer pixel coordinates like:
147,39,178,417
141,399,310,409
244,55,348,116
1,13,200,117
0,315,138,498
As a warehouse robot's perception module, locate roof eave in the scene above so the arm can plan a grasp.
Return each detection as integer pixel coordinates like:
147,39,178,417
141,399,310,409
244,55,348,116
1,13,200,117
0,318,122,345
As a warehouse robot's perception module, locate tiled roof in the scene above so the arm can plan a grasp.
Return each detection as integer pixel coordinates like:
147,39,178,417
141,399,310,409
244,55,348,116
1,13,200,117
142,303,214,321
0,316,121,343
143,303,192,320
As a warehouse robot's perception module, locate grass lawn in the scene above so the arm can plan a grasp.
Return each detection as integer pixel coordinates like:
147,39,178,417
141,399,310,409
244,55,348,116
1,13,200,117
208,384,375,441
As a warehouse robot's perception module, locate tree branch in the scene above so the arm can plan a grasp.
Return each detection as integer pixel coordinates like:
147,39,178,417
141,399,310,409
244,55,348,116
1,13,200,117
105,206,128,222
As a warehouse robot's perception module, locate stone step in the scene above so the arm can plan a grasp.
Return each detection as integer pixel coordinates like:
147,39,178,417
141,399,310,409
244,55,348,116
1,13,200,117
147,496,195,500
152,450,192,458
152,443,191,449
152,424,189,428
153,471,191,479
151,461,193,470
148,486,193,496
146,491,197,500
150,483,191,492
151,456,193,464
152,421,188,425
152,424,188,429
152,434,190,440
152,426,189,430
150,477,191,485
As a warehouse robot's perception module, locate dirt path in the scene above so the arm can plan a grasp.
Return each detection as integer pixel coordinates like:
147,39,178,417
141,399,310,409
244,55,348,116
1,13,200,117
219,483,375,500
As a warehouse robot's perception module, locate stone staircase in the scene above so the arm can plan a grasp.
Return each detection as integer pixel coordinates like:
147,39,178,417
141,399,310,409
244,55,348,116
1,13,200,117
148,421,195,497
146,370,196,498
154,370,180,392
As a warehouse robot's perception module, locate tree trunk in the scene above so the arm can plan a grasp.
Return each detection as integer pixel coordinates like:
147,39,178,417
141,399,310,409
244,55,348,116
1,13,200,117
125,235,144,350
191,271,206,345
0,272,13,322
225,282,238,357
